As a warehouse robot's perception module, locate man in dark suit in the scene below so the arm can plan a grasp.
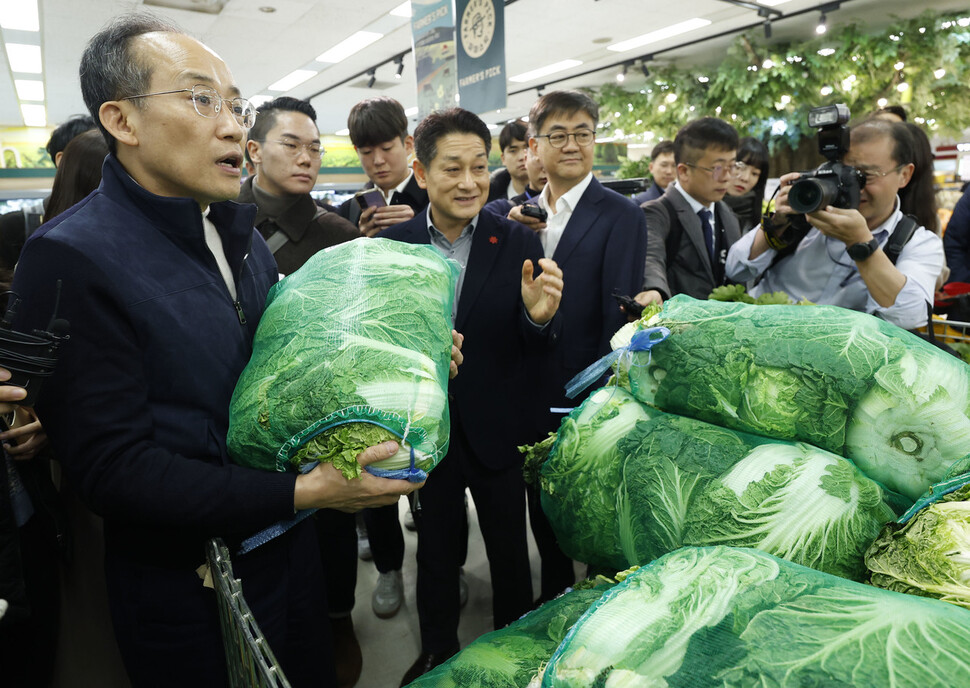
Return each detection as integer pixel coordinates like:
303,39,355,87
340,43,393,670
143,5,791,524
336,96,428,236
632,140,676,205
380,108,563,685
637,117,740,307
510,90,647,601
483,143,547,219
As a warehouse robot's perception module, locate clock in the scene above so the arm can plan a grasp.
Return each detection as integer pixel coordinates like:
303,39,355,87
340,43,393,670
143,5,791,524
460,0,496,59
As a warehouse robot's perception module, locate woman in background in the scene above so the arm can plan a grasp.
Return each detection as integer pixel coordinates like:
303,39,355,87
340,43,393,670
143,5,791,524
45,129,108,221
724,137,770,234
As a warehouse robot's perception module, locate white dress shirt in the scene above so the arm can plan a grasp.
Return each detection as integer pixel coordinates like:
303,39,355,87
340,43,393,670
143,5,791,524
725,198,944,329
202,209,236,300
537,172,594,259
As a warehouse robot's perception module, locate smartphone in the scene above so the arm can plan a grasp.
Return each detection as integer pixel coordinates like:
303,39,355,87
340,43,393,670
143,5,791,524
355,189,387,210
521,203,548,222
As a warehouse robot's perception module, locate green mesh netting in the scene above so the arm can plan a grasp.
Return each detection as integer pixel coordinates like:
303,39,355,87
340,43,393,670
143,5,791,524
866,472,970,610
405,574,628,688
227,238,459,479
541,546,970,687
615,294,970,503
532,385,895,580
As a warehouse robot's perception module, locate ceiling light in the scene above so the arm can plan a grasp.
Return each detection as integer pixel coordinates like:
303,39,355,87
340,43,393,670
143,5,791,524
389,1,411,17
5,43,42,73
640,58,652,78
509,59,582,83
404,106,419,116
335,128,350,136
367,69,377,88
763,20,772,39
20,103,46,127
268,69,318,91
249,94,274,108
316,31,383,64
616,64,627,82
607,18,711,53
14,79,44,101
0,0,39,31
395,57,405,79
816,12,827,34
759,0,794,5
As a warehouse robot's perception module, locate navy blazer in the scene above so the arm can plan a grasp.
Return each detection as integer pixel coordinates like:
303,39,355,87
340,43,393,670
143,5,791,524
379,208,560,470
538,176,647,421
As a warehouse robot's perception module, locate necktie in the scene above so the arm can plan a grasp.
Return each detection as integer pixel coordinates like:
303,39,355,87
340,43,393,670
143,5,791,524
698,208,715,262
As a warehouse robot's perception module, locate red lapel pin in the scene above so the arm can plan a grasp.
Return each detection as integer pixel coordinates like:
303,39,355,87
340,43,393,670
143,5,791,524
489,236,498,244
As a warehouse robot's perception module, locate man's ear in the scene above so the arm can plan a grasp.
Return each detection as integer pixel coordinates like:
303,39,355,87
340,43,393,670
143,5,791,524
99,101,138,148
246,139,262,166
528,137,538,155
413,159,428,190
896,162,915,190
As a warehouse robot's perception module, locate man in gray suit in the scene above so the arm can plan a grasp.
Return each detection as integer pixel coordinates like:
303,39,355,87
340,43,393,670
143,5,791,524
636,117,740,307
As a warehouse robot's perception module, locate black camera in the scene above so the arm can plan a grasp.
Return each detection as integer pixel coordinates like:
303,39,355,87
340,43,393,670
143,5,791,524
520,203,548,222
787,104,866,214
0,284,70,407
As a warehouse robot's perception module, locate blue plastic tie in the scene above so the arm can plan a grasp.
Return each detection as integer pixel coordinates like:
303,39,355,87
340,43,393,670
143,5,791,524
564,326,670,400
365,443,427,483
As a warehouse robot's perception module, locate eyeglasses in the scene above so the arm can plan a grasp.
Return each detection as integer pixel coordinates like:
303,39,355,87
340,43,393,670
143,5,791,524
685,161,739,179
271,139,324,160
859,164,905,185
122,85,256,129
535,130,595,148
733,161,761,177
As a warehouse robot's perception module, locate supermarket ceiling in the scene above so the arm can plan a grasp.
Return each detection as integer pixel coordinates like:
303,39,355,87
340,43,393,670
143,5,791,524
1,0,967,134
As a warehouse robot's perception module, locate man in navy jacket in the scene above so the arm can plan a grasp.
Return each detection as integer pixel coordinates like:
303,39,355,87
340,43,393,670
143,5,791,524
380,108,563,685
10,15,422,687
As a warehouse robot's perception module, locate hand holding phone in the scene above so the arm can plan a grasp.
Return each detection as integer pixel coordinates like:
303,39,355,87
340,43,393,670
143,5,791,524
355,189,387,210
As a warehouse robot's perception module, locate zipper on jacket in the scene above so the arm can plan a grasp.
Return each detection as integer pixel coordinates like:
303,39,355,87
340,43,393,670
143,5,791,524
233,300,247,325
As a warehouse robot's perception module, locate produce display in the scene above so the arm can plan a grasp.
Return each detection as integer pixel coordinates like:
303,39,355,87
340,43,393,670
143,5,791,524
866,476,970,609
405,575,625,688
613,295,970,502
227,238,458,479
540,547,970,688
531,386,894,579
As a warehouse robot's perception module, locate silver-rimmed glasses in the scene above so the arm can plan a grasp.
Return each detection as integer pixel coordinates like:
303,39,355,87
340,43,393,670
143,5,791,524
534,130,596,148
271,139,324,160
122,85,257,129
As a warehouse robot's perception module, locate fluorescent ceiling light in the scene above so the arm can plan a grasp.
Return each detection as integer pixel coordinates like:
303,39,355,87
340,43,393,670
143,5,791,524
608,18,712,52
335,128,350,136
509,59,582,83
404,106,419,116
248,94,274,108
14,79,44,101
316,31,383,64
5,43,42,73
268,69,318,91
389,2,411,17
21,103,46,127
0,0,39,31
758,0,794,5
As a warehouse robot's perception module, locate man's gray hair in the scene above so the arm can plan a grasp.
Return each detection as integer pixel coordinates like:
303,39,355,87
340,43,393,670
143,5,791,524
79,13,181,154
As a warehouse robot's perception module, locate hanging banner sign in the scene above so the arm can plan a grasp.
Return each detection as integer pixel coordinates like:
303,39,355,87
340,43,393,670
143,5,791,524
411,0,458,119
455,0,506,114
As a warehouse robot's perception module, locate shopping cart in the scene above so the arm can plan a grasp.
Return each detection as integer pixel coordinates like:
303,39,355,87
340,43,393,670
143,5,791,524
921,283,970,357
206,538,292,688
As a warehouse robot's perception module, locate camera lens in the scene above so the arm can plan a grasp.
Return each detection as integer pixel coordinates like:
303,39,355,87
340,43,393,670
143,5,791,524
789,177,836,214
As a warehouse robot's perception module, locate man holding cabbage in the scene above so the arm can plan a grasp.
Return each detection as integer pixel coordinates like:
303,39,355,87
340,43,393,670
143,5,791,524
726,118,944,330
379,107,564,685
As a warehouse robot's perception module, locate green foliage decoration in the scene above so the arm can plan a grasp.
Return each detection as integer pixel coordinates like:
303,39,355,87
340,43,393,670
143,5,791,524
594,11,970,154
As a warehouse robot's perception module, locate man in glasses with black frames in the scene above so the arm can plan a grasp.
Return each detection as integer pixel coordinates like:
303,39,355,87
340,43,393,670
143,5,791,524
513,90,647,604
10,14,422,687
239,97,360,276
726,118,943,330
637,116,742,309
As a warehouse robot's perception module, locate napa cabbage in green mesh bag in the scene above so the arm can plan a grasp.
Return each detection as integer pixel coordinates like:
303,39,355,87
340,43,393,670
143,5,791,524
610,294,970,502
540,546,970,687
404,572,631,688
227,238,459,481
525,385,895,580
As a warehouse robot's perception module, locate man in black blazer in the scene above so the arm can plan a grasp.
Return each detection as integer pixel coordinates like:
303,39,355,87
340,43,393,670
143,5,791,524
336,96,428,235
637,117,741,306
511,90,648,601
380,108,563,685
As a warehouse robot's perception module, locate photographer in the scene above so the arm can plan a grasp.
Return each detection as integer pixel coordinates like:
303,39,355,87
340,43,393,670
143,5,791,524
726,117,943,330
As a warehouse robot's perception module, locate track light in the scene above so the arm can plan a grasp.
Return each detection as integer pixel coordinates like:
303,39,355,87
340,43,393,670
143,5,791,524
816,12,827,34
763,19,772,39
616,63,628,83
394,57,404,79
640,62,650,79
367,69,376,88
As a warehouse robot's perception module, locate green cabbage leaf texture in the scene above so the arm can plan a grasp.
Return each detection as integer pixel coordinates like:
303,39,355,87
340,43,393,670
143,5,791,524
541,546,970,688
227,238,459,478
614,295,970,502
